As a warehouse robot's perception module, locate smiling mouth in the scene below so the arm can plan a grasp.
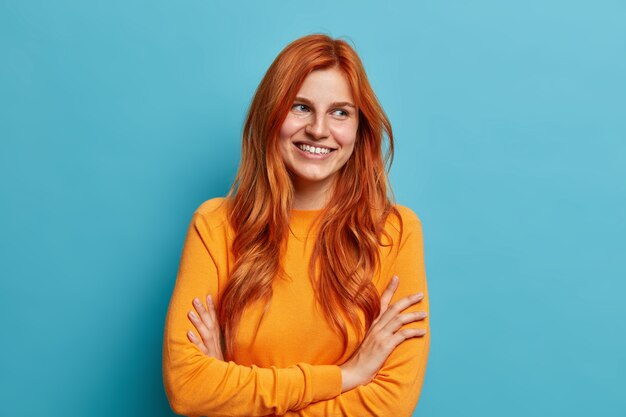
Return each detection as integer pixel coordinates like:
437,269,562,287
294,142,336,155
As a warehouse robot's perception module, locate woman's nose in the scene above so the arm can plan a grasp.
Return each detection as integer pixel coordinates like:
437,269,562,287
305,115,330,139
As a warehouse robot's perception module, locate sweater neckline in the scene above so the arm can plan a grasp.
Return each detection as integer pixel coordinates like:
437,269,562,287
289,208,323,237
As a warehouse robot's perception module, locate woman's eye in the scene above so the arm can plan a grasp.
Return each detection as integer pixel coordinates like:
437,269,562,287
333,109,349,117
292,104,309,112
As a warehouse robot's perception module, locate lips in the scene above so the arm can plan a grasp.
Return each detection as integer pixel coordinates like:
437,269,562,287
293,142,337,151
292,142,335,159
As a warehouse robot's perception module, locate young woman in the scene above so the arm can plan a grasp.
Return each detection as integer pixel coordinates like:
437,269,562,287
162,34,430,417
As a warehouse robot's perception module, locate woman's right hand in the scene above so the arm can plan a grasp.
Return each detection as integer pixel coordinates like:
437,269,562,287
339,275,427,392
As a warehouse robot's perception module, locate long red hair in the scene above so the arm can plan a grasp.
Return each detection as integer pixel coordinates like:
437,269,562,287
219,34,403,359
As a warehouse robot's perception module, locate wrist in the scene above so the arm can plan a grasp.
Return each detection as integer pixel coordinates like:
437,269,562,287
339,365,360,393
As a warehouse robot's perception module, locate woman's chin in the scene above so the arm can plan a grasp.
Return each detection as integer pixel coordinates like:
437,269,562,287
290,171,337,188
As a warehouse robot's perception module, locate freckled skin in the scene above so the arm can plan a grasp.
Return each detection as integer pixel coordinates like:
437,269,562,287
279,67,359,207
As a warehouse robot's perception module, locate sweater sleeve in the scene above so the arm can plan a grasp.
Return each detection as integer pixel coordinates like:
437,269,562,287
162,209,343,417
282,211,431,417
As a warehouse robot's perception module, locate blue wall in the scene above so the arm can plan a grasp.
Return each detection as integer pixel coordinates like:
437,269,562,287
1,1,625,416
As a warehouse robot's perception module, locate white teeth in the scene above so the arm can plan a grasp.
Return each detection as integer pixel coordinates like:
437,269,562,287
296,143,332,155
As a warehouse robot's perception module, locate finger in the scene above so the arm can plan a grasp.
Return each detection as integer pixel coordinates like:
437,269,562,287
193,297,214,331
378,275,399,319
206,294,218,325
206,295,222,358
188,309,216,350
385,311,428,334
186,330,209,355
377,292,424,329
188,310,223,358
388,327,428,347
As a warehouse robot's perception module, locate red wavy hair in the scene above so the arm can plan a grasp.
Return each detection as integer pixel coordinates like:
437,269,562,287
219,33,403,359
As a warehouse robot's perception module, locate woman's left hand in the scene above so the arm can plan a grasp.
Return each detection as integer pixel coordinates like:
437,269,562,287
186,295,224,360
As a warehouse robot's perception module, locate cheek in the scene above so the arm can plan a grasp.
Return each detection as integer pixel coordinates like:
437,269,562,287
331,123,358,148
279,116,304,140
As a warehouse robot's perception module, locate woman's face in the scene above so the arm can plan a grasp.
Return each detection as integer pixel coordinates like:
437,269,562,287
279,67,359,194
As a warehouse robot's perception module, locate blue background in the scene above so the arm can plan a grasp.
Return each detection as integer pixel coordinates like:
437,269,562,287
1,1,625,416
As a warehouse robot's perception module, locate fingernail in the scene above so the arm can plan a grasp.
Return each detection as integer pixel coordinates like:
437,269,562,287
189,311,197,320
187,331,194,339
193,298,200,305
208,295,213,304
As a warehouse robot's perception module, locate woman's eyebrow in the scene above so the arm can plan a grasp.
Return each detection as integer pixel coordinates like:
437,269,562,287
294,96,356,108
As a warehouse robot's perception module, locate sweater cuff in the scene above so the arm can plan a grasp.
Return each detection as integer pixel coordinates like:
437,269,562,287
308,364,343,401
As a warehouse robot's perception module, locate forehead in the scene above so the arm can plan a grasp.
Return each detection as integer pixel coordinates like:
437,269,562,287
296,67,354,102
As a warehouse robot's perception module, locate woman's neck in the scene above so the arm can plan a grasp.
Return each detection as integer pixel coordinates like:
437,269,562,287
291,176,335,210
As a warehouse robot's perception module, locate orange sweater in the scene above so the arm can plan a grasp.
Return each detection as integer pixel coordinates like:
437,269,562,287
162,197,430,417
